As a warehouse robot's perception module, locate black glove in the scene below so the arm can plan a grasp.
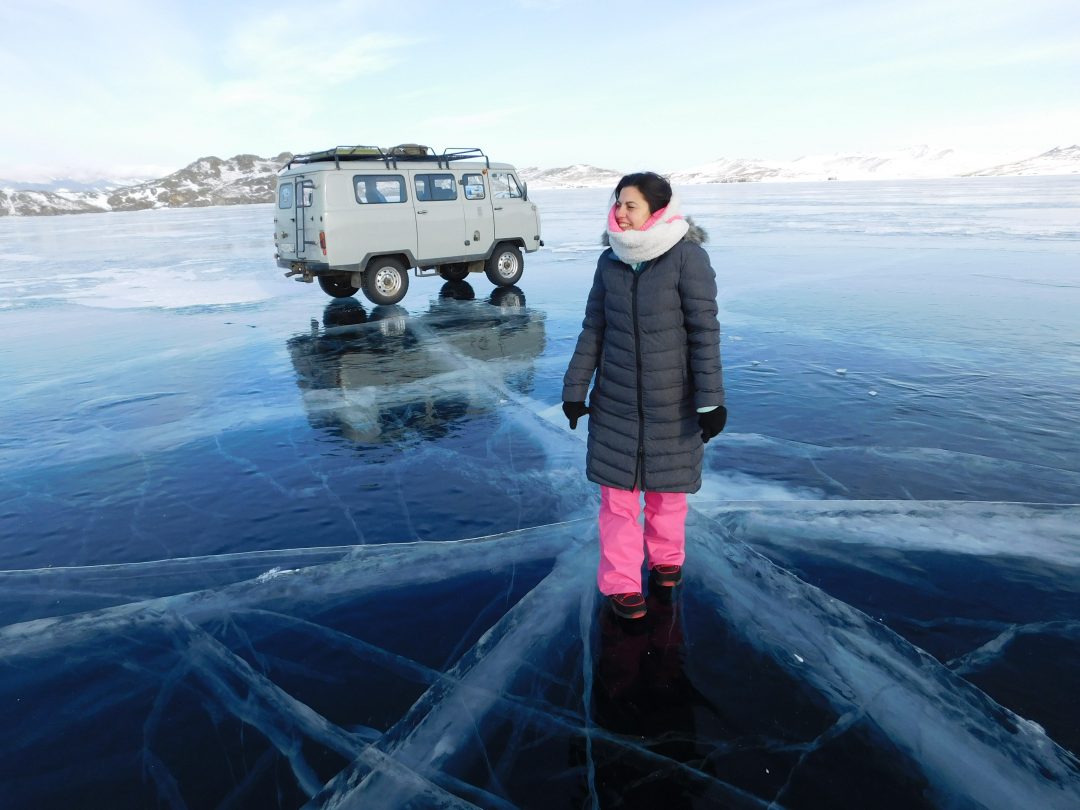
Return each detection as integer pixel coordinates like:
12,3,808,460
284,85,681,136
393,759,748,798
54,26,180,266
562,401,589,430
698,406,727,443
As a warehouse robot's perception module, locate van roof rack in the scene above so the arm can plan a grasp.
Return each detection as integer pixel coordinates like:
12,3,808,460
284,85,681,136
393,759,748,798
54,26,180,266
284,145,490,171
440,148,491,169
285,146,387,170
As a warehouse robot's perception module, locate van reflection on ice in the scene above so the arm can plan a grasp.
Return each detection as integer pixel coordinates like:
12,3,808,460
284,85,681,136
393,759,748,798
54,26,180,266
286,283,542,443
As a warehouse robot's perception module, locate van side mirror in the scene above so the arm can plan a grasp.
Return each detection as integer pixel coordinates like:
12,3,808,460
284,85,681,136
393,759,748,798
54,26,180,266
522,182,528,201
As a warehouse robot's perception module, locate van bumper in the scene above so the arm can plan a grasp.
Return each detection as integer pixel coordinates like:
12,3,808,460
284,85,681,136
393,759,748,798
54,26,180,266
277,257,331,273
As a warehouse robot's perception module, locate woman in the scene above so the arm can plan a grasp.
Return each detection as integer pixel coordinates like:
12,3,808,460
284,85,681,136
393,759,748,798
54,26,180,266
562,172,726,619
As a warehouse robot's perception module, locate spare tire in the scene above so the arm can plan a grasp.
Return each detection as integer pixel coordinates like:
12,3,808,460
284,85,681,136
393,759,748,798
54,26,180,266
318,274,359,298
438,263,469,282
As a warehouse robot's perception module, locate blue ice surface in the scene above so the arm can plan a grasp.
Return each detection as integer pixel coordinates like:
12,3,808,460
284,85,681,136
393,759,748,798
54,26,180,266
0,177,1078,808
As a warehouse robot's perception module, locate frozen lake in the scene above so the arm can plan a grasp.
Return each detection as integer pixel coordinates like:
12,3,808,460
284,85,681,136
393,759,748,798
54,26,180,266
1,177,1079,808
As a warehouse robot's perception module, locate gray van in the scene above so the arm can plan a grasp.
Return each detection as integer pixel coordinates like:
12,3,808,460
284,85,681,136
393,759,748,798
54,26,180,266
275,145,543,305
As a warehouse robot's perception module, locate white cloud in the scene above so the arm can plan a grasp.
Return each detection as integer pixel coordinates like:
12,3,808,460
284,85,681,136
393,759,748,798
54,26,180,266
222,6,415,87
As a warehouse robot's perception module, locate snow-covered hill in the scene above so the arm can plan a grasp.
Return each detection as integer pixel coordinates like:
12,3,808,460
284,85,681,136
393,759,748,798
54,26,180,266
526,145,1080,189
668,157,783,184
1,153,291,217
3,145,1078,216
964,145,1080,177
776,145,997,181
0,188,110,217
670,145,1061,184
518,164,623,189
105,153,291,211
0,175,151,193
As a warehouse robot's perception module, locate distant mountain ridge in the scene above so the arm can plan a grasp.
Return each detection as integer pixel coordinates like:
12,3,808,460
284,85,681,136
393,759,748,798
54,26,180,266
2,145,1077,216
522,145,1080,188
963,145,1080,177
1,153,291,217
516,164,624,189
0,175,152,193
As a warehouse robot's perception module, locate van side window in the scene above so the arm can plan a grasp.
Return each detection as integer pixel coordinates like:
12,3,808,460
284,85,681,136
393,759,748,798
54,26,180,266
414,173,457,202
354,175,406,204
462,173,486,200
278,183,294,209
491,172,522,199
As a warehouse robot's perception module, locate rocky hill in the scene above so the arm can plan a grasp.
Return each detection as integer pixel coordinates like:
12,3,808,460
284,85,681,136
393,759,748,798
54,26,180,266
529,145,1080,187
668,145,1080,184
0,189,110,216
668,157,784,184
107,153,291,211
1,153,291,217
517,164,623,189
963,145,1080,177
3,145,1078,217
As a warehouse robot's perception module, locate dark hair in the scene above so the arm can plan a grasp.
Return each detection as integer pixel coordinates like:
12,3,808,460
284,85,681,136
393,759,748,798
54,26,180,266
614,171,672,214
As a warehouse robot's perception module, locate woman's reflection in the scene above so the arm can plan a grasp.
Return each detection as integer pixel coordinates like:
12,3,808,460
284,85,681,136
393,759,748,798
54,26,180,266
592,590,702,806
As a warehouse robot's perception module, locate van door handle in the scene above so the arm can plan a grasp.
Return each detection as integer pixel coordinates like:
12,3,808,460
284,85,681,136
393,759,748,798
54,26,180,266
416,209,428,215
493,206,503,211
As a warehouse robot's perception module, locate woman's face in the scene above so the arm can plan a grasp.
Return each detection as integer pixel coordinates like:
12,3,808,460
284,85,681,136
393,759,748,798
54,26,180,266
614,185,651,230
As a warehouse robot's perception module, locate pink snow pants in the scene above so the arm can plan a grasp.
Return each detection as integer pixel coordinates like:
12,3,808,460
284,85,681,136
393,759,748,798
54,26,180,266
598,486,688,595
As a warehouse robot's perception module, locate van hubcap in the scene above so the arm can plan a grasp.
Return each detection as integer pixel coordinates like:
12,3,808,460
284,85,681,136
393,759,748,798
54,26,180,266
496,252,519,279
373,267,402,296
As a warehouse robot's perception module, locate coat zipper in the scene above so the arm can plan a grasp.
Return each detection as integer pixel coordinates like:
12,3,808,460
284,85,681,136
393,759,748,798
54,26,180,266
631,268,646,491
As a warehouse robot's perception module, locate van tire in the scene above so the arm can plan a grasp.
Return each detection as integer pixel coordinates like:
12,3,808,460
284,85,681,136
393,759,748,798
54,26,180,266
318,275,360,298
362,257,409,305
438,264,469,282
485,244,524,287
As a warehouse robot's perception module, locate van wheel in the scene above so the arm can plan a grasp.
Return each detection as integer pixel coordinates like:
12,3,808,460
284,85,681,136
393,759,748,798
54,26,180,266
438,263,469,282
485,244,524,286
363,258,409,305
318,274,359,298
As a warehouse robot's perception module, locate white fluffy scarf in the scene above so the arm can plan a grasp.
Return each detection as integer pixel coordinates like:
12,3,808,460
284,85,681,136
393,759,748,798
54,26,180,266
604,193,690,264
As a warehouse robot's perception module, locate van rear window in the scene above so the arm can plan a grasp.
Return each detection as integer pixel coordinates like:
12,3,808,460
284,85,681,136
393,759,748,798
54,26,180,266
278,183,294,209
353,175,406,204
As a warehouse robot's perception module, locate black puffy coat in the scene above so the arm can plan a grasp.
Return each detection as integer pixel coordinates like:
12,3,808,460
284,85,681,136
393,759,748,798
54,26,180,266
562,226,724,492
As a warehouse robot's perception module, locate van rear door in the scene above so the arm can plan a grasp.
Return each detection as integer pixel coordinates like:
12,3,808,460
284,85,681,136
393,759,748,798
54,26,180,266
294,176,317,259
274,178,297,259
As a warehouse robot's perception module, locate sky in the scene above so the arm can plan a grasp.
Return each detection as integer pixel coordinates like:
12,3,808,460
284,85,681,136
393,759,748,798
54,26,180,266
1,0,1078,182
